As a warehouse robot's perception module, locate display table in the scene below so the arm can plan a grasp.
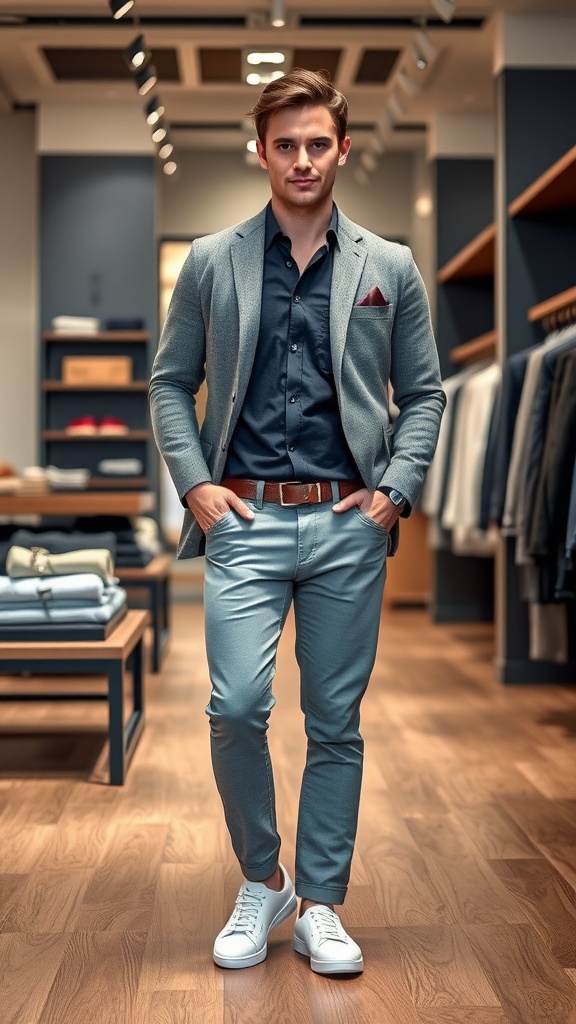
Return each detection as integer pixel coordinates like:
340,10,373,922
116,553,171,673
0,609,147,785
0,491,155,516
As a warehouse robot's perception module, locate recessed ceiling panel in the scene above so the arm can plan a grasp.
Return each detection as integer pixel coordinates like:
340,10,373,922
199,49,242,83
291,50,341,81
42,48,180,81
356,50,400,85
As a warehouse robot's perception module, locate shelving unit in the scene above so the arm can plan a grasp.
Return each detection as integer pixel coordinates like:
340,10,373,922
40,330,154,494
437,223,496,284
450,330,497,365
508,143,576,218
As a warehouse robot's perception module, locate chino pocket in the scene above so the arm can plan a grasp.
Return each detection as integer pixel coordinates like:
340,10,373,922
353,507,389,536
205,509,235,535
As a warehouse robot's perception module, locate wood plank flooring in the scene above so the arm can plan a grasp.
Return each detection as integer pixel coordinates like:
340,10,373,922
1,601,576,1023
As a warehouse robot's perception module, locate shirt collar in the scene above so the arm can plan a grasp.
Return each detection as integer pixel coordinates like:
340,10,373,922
264,201,340,252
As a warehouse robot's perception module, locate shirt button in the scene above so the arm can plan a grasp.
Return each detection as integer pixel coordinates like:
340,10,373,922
286,261,292,268
290,344,298,352
289,396,296,404
289,446,295,452
293,295,300,303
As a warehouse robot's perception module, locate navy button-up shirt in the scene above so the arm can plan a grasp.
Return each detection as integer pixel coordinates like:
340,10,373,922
224,203,359,482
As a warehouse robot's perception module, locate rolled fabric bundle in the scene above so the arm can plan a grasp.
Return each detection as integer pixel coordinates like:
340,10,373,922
6,545,115,585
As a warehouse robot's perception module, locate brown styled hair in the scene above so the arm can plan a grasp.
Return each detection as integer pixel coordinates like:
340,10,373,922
247,67,349,146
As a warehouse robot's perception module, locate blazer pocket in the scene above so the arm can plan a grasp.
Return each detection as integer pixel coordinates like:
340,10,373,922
349,305,393,320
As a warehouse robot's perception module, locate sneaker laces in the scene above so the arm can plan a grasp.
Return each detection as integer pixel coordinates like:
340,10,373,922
225,887,266,936
308,906,348,946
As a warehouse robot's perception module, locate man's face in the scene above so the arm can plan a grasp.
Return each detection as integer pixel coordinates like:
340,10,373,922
257,104,351,212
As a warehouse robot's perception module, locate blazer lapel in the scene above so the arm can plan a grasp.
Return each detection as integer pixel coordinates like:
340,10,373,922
330,223,367,388
230,214,266,397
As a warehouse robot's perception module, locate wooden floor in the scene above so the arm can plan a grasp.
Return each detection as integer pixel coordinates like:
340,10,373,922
1,601,576,1023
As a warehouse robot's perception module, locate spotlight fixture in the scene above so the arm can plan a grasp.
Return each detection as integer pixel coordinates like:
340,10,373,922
360,151,378,174
246,70,284,86
271,0,286,28
375,108,394,142
124,35,149,71
412,28,438,70
246,139,258,153
135,65,157,96
388,92,406,123
397,68,420,98
431,0,456,24
152,121,167,144
158,140,174,160
246,51,285,65
146,96,165,125
108,0,134,19
163,161,177,176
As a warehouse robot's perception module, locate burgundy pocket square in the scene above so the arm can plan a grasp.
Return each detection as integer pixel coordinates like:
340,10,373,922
356,286,389,307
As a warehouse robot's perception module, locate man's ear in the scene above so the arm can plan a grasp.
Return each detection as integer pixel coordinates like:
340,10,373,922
338,136,351,167
256,139,267,170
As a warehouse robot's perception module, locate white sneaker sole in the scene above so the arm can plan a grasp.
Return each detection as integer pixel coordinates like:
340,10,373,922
294,936,364,974
213,894,297,969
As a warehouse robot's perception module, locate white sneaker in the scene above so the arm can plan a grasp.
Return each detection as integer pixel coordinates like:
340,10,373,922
294,906,364,974
213,864,297,969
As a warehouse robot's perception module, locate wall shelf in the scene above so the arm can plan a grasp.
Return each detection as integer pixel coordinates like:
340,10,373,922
450,330,497,365
0,492,155,516
88,477,149,489
437,224,496,283
528,284,576,323
43,382,149,392
508,144,576,218
42,331,149,343
42,430,150,442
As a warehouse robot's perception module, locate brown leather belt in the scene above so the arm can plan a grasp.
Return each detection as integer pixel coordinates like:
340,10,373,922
221,478,362,507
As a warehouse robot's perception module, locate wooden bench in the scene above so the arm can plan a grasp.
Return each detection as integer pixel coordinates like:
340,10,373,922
0,609,147,785
116,553,171,673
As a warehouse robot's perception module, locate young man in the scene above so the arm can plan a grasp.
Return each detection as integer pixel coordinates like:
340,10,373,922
150,69,445,975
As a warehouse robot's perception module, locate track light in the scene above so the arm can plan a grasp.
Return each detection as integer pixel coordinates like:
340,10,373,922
108,0,134,19
152,121,167,144
146,96,165,125
124,35,149,71
388,92,406,123
163,161,178,176
397,68,420,97
135,65,157,96
431,0,456,23
158,140,174,160
412,28,438,70
271,0,286,28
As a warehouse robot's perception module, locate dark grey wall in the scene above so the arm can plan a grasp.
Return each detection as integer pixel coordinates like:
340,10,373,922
40,155,156,334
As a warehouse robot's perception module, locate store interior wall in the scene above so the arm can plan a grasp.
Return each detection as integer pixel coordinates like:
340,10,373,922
0,111,38,471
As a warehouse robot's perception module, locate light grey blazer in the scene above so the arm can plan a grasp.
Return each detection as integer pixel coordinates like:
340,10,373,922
149,207,446,558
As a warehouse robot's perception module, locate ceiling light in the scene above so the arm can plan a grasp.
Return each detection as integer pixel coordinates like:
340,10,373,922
415,195,433,217
158,140,174,159
152,122,167,143
135,65,157,96
271,0,286,28
163,161,177,176
360,151,378,174
246,139,258,153
375,108,394,141
413,28,438,69
247,52,285,65
124,35,149,71
146,96,165,125
431,0,456,24
246,70,284,86
397,69,420,98
108,0,134,19
388,92,406,123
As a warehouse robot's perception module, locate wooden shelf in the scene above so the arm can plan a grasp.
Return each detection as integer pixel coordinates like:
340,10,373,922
42,331,149,342
42,381,149,392
88,476,149,489
528,284,576,323
450,330,497,365
437,224,496,283
0,492,155,516
509,144,576,218
43,430,150,441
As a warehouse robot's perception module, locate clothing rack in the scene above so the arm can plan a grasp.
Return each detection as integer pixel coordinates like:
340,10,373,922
528,285,576,334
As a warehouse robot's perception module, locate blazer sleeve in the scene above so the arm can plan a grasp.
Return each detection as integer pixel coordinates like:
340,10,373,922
149,243,212,503
378,246,446,510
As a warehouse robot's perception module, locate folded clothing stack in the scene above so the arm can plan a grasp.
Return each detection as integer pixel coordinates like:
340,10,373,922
45,465,90,490
20,467,49,494
0,529,116,575
0,571,126,624
52,315,100,335
97,458,144,477
105,318,145,331
74,515,161,567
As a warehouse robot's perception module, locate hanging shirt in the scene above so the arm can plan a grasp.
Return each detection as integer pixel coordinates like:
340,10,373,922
223,202,359,482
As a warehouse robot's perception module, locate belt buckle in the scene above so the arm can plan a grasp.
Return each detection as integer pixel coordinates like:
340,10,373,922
279,481,321,506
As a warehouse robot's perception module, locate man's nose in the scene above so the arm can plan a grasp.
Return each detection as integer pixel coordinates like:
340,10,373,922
294,146,311,170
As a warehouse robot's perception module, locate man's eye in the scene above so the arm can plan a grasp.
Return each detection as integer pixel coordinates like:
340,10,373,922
278,143,292,150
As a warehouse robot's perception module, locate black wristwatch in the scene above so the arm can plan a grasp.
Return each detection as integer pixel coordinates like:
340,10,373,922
379,486,406,508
